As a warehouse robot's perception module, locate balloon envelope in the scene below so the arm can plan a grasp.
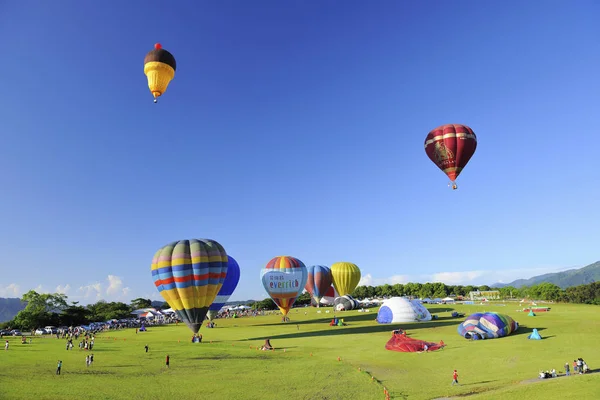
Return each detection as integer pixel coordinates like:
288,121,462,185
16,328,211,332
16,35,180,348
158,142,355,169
143,43,177,102
151,239,228,334
376,297,432,323
261,256,307,316
305,265,332,305
330,262,361,297
457,312,519,339
207,255,241,320
424,124,477,183
334,295,360,311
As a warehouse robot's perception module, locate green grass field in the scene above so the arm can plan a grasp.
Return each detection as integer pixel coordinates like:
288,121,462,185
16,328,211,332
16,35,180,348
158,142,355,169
0,303,598,400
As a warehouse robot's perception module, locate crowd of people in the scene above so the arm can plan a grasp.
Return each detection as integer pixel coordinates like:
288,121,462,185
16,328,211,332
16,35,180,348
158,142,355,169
539,357,590,379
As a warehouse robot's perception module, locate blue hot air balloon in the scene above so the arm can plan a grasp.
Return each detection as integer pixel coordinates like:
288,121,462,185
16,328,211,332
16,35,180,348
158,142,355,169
207,256,241,320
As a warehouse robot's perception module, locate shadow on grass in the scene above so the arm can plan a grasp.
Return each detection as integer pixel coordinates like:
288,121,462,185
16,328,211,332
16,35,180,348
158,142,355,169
511,326,547,337
243,320,460,341
465,380,496,385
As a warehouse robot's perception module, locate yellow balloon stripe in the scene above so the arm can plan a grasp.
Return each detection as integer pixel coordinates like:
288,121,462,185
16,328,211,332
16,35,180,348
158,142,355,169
151,255,228,270
158,285,223,311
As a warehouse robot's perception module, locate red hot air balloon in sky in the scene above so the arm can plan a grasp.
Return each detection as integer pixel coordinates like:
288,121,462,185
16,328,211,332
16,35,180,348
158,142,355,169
424,124,477,190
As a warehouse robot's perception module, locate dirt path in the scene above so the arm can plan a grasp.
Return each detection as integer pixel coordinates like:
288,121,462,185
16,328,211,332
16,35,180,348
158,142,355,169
432,369,599,400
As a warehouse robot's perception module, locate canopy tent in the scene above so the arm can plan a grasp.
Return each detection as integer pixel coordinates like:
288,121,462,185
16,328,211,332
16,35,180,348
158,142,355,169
528,328,542,340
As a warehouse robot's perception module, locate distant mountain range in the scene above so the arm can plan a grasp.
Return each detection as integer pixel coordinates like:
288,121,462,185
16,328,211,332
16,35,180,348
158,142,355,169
0,298,26,323
492,261,600,289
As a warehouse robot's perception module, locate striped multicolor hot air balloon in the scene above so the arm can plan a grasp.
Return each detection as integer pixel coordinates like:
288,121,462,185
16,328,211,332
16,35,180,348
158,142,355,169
457,312,519,340
151,239,228,334
305,265,332,307
207,256,241,321
330,262,361,297
261,256,307,317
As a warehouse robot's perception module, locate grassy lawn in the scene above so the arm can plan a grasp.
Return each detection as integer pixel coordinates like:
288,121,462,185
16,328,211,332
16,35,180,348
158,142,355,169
0,303,598,399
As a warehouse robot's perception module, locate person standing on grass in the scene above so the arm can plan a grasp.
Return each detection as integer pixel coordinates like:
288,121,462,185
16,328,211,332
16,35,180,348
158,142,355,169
565,362,570,376
452,370,459,385
56,360,62,375
4,340,8,350
166,355,170,368
144,344,149,353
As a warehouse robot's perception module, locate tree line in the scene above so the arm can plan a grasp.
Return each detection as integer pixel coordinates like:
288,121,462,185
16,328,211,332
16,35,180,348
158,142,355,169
4,281,598,330
0,290,166,330
251,281,600,309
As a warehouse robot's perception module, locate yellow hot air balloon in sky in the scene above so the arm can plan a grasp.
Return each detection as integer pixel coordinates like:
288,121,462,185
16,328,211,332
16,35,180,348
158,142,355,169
144,43,176,103
330,262,361,297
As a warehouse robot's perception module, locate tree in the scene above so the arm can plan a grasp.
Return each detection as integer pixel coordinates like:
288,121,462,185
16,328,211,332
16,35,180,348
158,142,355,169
295,292,311,306
88,301,132,321
10,290,68,330
251,298,278,311
130,298,152,310
60,302,90,326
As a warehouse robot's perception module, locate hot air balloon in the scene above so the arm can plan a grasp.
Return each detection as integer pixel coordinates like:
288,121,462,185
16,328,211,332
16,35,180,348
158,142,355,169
305,265,332,307
376,297,432,323
261,256,307,318
457,312,519,340
330,262,361,297
151,239,228,334
333,295,360,311
424,124,477,190
207,255,241,321
144,43,176,103
311,285,338,306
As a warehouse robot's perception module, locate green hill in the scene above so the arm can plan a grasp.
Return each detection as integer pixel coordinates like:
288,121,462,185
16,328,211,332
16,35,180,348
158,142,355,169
0,297,26,323
493,261,600,289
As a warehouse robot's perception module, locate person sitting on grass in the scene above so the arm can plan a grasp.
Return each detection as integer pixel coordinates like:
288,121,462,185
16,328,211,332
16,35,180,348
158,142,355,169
261,339,273,351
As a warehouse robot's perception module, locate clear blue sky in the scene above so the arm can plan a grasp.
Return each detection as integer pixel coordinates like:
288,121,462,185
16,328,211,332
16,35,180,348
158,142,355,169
1,1,599,304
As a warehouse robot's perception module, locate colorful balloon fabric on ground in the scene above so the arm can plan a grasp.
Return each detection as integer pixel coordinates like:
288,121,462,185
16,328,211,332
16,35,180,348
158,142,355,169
151,239,228,334
457,312,519,339
330,262,361,297
376,297,432,323
261,256,308,316
424,124,477,185
305,265,332,305
143,43,177,103
333,295,360,311
207,255,241,321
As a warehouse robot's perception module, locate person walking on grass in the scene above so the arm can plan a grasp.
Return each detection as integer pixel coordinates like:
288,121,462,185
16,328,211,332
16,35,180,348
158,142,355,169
565,362,570,376
452,370,459,385
56,360,62,375
166,355,170,368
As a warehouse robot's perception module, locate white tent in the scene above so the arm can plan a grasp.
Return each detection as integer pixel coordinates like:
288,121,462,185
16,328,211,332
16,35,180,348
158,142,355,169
442,297,455,303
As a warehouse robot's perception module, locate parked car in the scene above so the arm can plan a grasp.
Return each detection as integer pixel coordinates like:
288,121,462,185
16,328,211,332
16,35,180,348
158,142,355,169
0,329,9,336
44,326,57,334
10,329,22,336
34,328,46,335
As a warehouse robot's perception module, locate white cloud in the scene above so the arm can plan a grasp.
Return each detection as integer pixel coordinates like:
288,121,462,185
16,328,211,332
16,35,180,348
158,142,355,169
430,271,486,285
55,284,71,295
78,283,103,300
0,283,21,297
359,273,412,287
33,284,50,294
359,265,577,288
106,275,131,299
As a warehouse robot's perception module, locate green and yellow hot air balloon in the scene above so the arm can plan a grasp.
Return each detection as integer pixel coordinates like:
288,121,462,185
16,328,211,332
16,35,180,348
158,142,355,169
330,262,361,297
143,43,176,103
